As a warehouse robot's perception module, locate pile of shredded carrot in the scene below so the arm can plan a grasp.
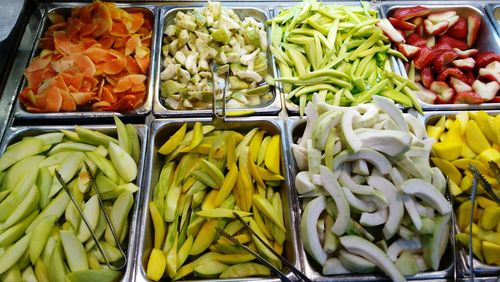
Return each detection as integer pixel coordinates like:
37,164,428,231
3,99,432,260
20,2,151,112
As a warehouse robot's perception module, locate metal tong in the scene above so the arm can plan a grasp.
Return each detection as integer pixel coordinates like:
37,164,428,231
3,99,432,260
55,161,128,270
216,212,312,282
210,62,230,127
465,164,500,280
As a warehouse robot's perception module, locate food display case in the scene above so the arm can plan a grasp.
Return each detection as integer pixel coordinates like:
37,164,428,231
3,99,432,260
0,1,499,281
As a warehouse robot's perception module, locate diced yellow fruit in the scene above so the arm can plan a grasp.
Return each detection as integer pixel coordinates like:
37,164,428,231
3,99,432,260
477,197,498,209
478,148,500,167
190,220,218,256
482,231,500,243
495,115,500,144
468,112,477,119
264,135,281,175
159,123,186,155
213,164,238,208
444,121,462,143
476,111,496,144
449,179,462,196
439,132,447,142
465,120,491,154
444,119,454,129
480,206,500,230
426,125,444,140
460,139,477,158
146,249,166,281
452,159,488,175
465,223,480,236
179,122,204,153
226,133,236,169
249,131,265,162
456,233,484,261
436,116,447,128
457,200,474,231
460,173,473,192
432,142,462,161
165,235,178,278
455,112,469,135
431,157,462,185
482,241,500,265
149,202,165,249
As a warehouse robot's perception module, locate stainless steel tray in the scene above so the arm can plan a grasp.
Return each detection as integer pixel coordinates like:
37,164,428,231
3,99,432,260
153,6,281,117
285,116,455,281
274,3,403,116
0,123,149,282
380,4,500,111
423,110,500,277
12,2,158,120
486,4,500,37
134,117,300,282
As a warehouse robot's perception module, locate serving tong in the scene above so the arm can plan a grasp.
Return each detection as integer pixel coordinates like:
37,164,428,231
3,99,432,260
216,212,311,282
464,162,500,281
54,161,128,270
211,62,230,126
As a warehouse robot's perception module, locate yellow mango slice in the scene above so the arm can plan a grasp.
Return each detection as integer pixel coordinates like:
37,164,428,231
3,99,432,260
495,115,500,144
179,122,204,153
480,206,500,230
432,142,462,162
452,159,488,175
444,118,454,129
456,233,484,261
460,139,477,159
475,111,496,144
249,131,264,162
159,123,187,155
455,112,469,135
457,200,475,231
449,179,462,196
149,202,165,249
213,163,238,208
444,121,462,143
435,116,447,128
468,112,477,119
460,174,473,192
264,135,281,175
482,241,500,265
477,197,498,209
426,125,444,140
431,157,462,185
465,120,491,154
478,148,500,167
146,249,166,281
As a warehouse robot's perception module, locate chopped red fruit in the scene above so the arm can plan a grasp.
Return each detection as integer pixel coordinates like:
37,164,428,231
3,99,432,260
430,81,455,102
463,70,476,85
453,91,483,104
450,77,472,93
411,16,424,27
467,15,481,47
414,47,447,69
472,80,500,101
397,43,421,58
424,20,449,36
377,18,405,43
407,33,427,47
427,11,457,24
426,36,436,48
478,61,500,83
389,17,416,30
393,6,431,21
445,18,468,40
453,48,478,59
421,67,434,88
475,52,500,68
416,25,425,37
452,57,475,70
433,51,458,73
437,67,466,82
436,35,468,50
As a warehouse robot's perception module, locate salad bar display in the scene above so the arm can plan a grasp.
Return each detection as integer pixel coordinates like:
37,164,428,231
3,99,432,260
0,0,499,281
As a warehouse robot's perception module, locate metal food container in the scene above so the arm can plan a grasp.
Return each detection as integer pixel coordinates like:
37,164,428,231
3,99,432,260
13,2,158,120
0,124,148,282
274,3,403,116
286,116,455,280
423,110,500,277
381,4,500,111
486,4,500,37
135,117,300,282
153,6,281,117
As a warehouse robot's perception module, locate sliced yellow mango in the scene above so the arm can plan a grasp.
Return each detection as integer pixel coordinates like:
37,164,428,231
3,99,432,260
455,112,469,135
431,157,462,185
456,233,483,261
444,121,462,143
213,164,238,208
249,131,264,162
146,249,166,281
482,241,500,265
449,179,462,196
264,135,281,175
477,197,497,209
494,115,500,144
452,159,488,175
457,200,474,231
465,120,491,154
159,124,187,155
478,148,500,167
432,142,462,162
149,202,165,249
476,111,496,144
444,118,454,129
460,139,477,159
480,206,500,230
179,122,204,153
426,125,444,140
459,174,473,192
